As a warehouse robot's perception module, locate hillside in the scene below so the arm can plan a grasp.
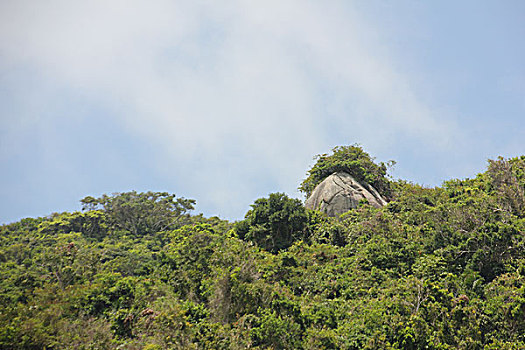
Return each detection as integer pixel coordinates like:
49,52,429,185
1,147,524,349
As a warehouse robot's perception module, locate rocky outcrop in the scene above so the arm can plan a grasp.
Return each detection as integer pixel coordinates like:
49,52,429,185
304,172,387,216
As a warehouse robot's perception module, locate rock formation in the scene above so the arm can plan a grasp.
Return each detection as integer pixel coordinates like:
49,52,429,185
305,172,387,216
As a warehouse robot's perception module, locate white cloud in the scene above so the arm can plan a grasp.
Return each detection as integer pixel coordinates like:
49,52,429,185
0,0,462,219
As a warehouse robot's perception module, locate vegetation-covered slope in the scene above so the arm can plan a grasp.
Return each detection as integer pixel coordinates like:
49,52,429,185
1,148,524,349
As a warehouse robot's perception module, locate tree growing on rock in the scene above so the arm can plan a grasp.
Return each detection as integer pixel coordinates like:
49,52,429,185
299,144,394,199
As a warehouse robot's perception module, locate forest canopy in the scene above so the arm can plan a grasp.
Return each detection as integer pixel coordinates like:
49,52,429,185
1,148,524,349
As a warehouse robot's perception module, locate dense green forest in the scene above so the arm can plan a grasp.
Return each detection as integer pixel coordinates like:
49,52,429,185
1,146,524,349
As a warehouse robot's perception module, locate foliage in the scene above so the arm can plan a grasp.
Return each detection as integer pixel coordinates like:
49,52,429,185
235,193,308,253
299,144,394,198
1,154,525,349
80,191,195,235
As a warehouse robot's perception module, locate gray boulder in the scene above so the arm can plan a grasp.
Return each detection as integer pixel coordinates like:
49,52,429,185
304,172,387,216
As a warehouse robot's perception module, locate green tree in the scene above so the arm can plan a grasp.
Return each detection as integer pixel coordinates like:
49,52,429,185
487,156,525,216
235,193,308,253
80,191,195,235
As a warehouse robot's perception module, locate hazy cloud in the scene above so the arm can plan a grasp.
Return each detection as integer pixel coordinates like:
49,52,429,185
3,1,515,221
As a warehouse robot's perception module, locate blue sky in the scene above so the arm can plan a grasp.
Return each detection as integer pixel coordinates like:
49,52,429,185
1,1,524,223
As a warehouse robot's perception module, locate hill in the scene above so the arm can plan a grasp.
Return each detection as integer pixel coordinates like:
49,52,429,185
1,147,524,349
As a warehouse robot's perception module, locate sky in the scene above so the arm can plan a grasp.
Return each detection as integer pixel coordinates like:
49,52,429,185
1,1,524,223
